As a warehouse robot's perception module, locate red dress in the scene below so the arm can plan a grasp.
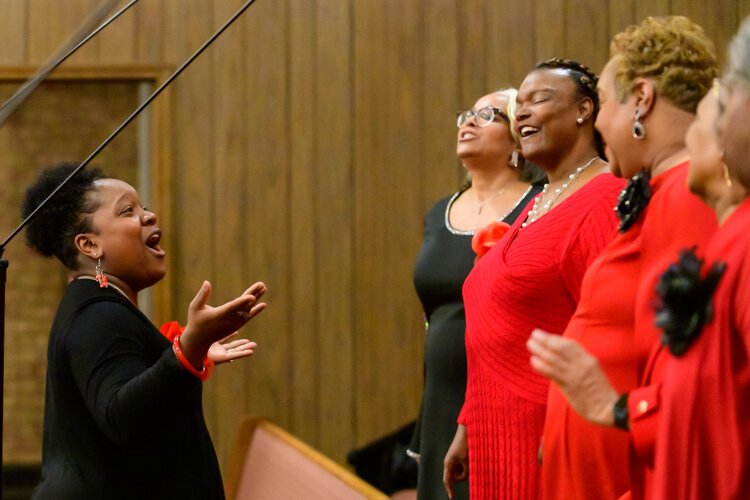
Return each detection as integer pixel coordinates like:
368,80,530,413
627,164,717,498
460,174,623,499
541,163,718,499
652,197,750,499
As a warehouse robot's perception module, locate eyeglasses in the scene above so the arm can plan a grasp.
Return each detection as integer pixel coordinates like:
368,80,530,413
456,106,510,128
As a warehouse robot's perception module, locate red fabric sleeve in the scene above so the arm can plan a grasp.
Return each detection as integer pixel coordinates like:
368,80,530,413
559,178,621,302
628,383,661,467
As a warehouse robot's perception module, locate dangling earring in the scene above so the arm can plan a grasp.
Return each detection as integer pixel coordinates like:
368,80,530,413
95,258,109,288
632,109,646,139
510,151,519,168
722,163,733,188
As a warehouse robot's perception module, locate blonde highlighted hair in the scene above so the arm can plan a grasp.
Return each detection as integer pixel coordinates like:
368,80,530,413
610,15,718,114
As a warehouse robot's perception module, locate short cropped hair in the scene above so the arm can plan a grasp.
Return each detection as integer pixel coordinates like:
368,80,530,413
610,16,718,114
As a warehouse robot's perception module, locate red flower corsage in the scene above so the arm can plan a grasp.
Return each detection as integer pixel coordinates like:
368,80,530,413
471,221,511,259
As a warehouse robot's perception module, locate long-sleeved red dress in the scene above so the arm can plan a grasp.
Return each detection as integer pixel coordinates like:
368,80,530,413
541,162,718,499
459,174,623,499
652,196,750,499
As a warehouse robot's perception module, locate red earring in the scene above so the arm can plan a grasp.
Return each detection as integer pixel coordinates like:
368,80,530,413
95,258,109,288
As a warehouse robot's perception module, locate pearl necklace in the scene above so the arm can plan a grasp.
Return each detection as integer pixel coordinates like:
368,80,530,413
474,188,506,215
522,156,600,228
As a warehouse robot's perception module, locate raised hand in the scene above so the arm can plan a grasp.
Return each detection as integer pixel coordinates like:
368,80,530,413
179,281,267,369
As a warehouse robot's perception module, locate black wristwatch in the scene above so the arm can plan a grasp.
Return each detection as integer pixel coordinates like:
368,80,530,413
613,392,630,431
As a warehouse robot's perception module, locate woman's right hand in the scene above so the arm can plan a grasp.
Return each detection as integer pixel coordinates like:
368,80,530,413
179,280,267,369
443,424,469,499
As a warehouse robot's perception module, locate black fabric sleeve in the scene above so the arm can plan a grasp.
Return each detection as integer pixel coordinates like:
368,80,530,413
64,300,195,447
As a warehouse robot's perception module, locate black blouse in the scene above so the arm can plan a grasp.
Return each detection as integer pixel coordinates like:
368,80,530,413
32,279,223,500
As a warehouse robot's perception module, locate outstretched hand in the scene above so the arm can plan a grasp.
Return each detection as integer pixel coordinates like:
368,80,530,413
208,332,257,364
179,281,267,369
527,329,618,427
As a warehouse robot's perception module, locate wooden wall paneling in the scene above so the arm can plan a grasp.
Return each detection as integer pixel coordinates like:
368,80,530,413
27,0,71,65
288,0,320,446
0,0,27,65
458,1,487,108
534,0,566,62
564,0,610,71
422,1,461,208
209,0,250,467
63,0,105,65
315,0,355,462
673,0,737,66
149,75,175,327
634,0,671,22
353,0,424,447
164,0,217,428
607,1,635,54
97,0,137,64
487,0,536,89
242,0,293,435
352,0,385,446
135,0,164,64
161,0,187,63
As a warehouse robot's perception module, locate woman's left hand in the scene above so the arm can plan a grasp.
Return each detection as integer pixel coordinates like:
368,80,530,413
527,329,619,427
207,332,257,364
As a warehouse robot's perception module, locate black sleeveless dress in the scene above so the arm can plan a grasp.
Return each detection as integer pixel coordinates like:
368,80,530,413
409,185,541,499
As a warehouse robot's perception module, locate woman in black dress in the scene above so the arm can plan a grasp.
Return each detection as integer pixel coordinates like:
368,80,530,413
24,163,267,499
408,89,543,499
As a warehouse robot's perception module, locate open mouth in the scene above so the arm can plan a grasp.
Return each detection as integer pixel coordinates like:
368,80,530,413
459,130,477,140
519,125,540,138
145,230,166,257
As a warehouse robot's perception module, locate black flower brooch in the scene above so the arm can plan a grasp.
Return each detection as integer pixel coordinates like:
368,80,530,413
615,168,652,232
654,248,726,356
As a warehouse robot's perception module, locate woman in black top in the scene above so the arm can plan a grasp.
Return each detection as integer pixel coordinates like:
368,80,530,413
408,89,543,499
24,163,267,499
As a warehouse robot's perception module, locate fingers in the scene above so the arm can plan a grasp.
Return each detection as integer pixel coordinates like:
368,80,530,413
221,338,252,348
243,281,267,300
443,466,454,500
228,344,257,361
190,281,212,311
245,302,268,320
529,353,559,381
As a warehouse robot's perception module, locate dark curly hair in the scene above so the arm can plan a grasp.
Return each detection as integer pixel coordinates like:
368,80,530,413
22,163,106,270
534,58,606,159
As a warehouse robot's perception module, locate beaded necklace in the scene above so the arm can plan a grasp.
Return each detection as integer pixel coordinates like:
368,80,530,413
522,156,600,228
76,275,131,302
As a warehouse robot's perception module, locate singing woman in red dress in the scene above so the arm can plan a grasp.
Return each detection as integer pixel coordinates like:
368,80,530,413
526,16,718,499
442,59,623,500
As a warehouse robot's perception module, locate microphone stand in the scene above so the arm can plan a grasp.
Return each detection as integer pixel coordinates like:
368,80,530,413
0,0,259,487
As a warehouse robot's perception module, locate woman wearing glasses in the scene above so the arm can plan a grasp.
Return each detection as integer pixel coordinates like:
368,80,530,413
444,60,623,500
408,88,542,500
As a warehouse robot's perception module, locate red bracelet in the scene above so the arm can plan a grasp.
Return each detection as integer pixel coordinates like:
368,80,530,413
173,335,208,381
